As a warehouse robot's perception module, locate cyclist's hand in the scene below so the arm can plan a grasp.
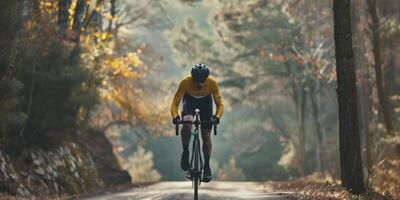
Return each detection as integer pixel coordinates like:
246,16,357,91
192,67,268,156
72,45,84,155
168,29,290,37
173,115,181,125
212,115,220,124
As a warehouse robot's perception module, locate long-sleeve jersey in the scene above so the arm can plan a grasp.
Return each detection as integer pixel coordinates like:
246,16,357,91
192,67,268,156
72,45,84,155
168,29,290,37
170,76,224,118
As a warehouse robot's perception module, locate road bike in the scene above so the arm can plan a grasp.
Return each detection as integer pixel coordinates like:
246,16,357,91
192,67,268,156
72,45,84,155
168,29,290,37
175,108,218,200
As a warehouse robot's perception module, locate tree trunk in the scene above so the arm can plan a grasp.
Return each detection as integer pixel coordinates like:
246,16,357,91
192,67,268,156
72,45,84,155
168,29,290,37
70,0,87,64
333,0,365,194
293,84,308,175
108,0,117,33
298,88,307,175
351,0,373,180
286,65,309,175
367,0,394,136
0,1,22,89
309,84,324,174
58,0,71,38
73,0,86,37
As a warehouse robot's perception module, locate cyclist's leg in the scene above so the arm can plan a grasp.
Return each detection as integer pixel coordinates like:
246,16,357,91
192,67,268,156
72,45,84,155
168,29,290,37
181,93,195,171
180,115,192,171
201,128,212,165
201,128,213,182
199,94,213,160
199,95,213,182
181,115,193,152
181,93,195,152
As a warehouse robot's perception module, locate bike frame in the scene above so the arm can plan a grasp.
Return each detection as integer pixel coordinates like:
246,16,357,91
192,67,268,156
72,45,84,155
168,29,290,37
175,108,218,200
191,111,202,199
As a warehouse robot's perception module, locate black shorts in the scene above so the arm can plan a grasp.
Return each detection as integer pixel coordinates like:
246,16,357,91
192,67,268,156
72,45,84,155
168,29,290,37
181,93,213,130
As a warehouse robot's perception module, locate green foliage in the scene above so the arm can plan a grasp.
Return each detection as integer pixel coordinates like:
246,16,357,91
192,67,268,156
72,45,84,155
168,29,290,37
25,46,94,130
0,1,101,152
13,39,98,149
0,79,26,134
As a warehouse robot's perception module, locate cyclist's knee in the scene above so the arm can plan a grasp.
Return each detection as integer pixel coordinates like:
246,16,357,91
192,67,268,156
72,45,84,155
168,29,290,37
183,115,193,121
202,129,211,135
201,129,211,140
182,115,193,130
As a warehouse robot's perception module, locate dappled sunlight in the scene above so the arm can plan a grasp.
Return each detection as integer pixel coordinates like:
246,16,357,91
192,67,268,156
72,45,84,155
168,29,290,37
0,0,398,199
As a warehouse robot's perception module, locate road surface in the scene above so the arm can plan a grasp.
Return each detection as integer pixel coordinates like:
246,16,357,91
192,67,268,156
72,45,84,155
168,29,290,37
85,181,293,200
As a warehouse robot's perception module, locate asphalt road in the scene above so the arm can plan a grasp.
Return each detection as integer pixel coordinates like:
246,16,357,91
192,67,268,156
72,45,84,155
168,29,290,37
84,181,293,200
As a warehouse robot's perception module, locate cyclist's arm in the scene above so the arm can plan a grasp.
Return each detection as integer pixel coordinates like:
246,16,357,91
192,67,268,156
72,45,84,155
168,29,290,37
211,79,224,118
171,80,186,118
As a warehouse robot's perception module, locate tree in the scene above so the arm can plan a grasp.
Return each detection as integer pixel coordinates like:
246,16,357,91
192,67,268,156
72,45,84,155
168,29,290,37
58,0,71,38
0,1,22,89
351,0,374,177
212,0,339,175
168,0,340,176
367,0,394,136
333,0,365,194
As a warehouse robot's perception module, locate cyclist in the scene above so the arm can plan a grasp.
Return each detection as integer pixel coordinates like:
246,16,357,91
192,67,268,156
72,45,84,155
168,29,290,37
171,63,224,182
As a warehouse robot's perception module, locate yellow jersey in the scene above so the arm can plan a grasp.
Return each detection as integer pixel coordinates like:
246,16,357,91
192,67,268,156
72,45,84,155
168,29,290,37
171,76,224,118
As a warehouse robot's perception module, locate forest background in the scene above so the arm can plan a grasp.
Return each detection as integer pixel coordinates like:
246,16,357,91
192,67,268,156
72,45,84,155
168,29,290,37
0,0,399,198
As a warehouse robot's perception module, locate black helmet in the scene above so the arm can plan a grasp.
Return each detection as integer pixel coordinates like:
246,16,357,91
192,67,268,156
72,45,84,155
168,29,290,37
191,63,209,83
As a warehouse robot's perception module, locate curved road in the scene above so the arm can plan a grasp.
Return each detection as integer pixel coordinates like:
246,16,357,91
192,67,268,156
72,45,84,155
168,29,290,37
85,181,293,200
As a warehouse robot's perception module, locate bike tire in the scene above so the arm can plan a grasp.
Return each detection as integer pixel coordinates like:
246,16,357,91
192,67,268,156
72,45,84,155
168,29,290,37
194,176,199,200
193,137,199,200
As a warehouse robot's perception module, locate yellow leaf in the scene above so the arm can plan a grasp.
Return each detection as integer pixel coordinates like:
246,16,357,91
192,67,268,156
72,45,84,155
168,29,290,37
103,13,114,20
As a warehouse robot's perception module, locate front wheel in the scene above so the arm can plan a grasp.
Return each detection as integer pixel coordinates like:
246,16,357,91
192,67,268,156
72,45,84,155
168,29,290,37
192,136,201,200
194,176,199,200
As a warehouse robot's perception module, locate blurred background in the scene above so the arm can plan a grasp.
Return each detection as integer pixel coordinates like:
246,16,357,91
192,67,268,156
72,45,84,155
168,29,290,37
0,0,399,198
